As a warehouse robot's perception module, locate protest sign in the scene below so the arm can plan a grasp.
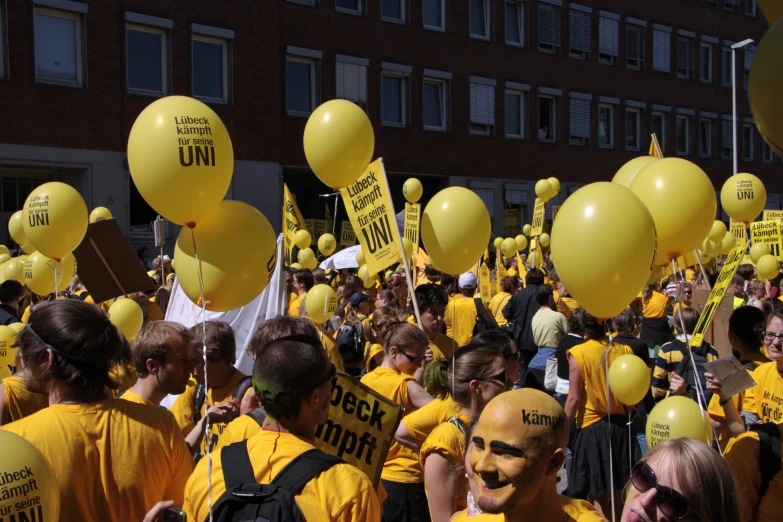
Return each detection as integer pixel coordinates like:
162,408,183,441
404,202,421,254
730,219,746,246
750,220,783,261
312,219,328,245
479,262,492,305
496,259,507,294
340,221,357,247
283,184,306,266
763,209,783,221
314,373,403,487
504,208,520,236
531,198,545,236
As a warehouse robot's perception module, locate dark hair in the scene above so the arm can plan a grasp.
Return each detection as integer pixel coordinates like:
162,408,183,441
613,308,635,335
247,315,318,358
0,280,23,304
154,287,171,316
346,274,365,291
424,344,505,404
500,276,519,294
312,268,326,286
190,321,236,364
732,274,745,286
535,284,554,306
763,298,783,318
582,310,605,340
424,265,440,282
568,308,587,336
472,330,517,360
525,268,544,286
415,283,449,312
736,264,755,281
440,273,457,295
20,300,129,401
133,321,193,377
674,308,700,335
377,290,400,309
294,270,315,291
137,247,148,258
730,306,765,350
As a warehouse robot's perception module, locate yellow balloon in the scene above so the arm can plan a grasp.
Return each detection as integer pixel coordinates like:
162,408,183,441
356,248,366,266
500,238,517,258
612,156,659,188
24,253,67,296
0,325,18,379
57,254,77,293
522,224,532,237
551,182,656,319
8,210,28,246
515,235,528,251
608,354,651,405
294,230,312,250
403,178,424,204
0,245,8,257
4,256,26,284
401,237,414,260
109,299,143,340
174,201,277,312
701,238,717,256
708,220,728,243
757,254,780,280
128,96,234,227
422,187,491,276
751,242,771,263
303,99,375,189
493,237,504,250
646,396,713,448
749,19,783,158
290,262,303,270
0,254,9,265
539,233,551,248
22,182,87,260
21,242,36,255
720,173,767,224
357,264,370,285
535,179,553,202
8,322,25,334
298,248,317,270
90,207,112,223
547,177,561,197
0,431,60,522
318,234,337,256
306,284,338,323
719,231,737,255
629,158,716,261
647,266,663,286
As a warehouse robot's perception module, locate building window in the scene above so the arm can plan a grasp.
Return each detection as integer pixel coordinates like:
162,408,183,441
34,7,84,87
569,9,590,59
286,54,318,116
721,46,731,86
744,48,755,89
469,81,495,136
336,59,368,112
745,0,757,16
625,108,641,150
626,23,644,71
675,115,689,156
652,112,666,152
505,1,524,47
569,98,590,146
676,36,694,80
423,0,446,31
382,73,407,127
127,24,170,96
538,95,557,142
336,0,363,15
721,118,733,159
598,14,618,65
724,0,739,12
381,0,405,23
762,140,774,163
470,0,491,40
1,177,48,213
598,103,614,148
652,28,670,73
423,77,448,131
699,119,712,157
505,189,529,229
699,43,713,83
742,124,754,161
192,31,231,104
505,90,525,139
538,4,561,54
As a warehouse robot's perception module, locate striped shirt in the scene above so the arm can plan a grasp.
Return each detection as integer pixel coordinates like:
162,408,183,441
651,337,720,401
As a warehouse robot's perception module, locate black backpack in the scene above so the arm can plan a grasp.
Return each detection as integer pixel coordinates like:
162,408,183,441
473,297,499,335
233,376,254,402
336,321,364,364
209,442,342,522
673,340,713,409
749,422,782,498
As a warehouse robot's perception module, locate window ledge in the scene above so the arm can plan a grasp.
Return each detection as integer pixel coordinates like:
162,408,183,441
286,110,313,118
36,78,83,89
336,7,363,16
506,41,525,48
194,96,229,105
381,17,406,25
599,144,615,149
423,25,446,32
423,126,448,132
127,89,167,98
505,135,525,140
382,122,407,129
469,34,491,42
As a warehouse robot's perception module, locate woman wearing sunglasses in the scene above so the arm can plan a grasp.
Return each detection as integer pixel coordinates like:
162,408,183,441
672,282,693,321
622,438,740,522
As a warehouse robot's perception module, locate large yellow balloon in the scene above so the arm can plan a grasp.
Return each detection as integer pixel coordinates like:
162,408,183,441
608,354,651,405
0,431,60,522
0,254,9,265
422,188,491,275
24,253,67,296
500,238,517,258
303,99,375,189
720,173,767,224
719,231,737,255
8,210,27,246
298,248,317,270
535,179,553,202
306,284,338,323
4,256,26,284
57,254,77,293
701,238,718,256
708,220,728,243
493,237,504,250
630,158,716,261
757,254,780,280
318,234,337,256
749,18,783,157
539,233,551,248
22,182,88,260
0,325,18,379
612,156,659,188
403,178,423,204
128,96,234,227
551,182,657,319
522,224,532,237
751,242,771,263
108,299,143,340
515,235,528,251
175,201,277,312
294,230,312,250
646,396,713,448
90,207,112,223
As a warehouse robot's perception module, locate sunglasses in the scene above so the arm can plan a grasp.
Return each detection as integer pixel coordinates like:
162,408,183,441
305,363,337,391
631,461,699,520
682,291,692,295
398,350,427,365
476,370,508,384
504,350,521,362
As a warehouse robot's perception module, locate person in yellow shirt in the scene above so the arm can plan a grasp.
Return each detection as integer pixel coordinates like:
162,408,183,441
445,272,490,347
288,269,314,317
415,284,459,360
0,299,193,522
0,352,48,425
506,256,519,278
489,276,519,327
361,322,434,522
671,282,693,320
639,282,675,351
184,332,381,522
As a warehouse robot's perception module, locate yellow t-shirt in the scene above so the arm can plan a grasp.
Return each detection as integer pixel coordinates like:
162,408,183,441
184,430,381,522
430,333,459,361
289,293,305,317
420,414,472,516
108,364,138,398
568,339,633,429
489,292,512,326
214,413,264,452
316,325,346,373
119,389,155,406
743,362,783,423
1,399,193,522
444,296,479,346
2,376,48,422
507,267,518,278
553,292,572,319
562,297,580,312
365,343,385,373
642,291,669,318
361,367,422,483
451,495,604,521
724,424,783,522
403,395,460,443
21,305,30,324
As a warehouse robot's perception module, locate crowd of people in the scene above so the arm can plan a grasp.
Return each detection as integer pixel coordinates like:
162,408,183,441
1,247,783,522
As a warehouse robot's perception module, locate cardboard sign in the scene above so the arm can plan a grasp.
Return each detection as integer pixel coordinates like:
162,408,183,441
340,159,402,276
340,221,357,247
314,373,403,487
283,184,306,266
750,220,783,261
404,202,421,255
504,208,520,236
479,262,492,305
72,219,156,303
531,198,545,237
762,209,783,221
690,242,747,347
730,219,746,246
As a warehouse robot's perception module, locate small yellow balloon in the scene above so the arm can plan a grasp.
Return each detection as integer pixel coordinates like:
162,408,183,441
8,210,28,246
0,431,60,521
612,156,660,188
535,179,553,202
0,254,10,265
539,233,551,248
515,235,528,251
3,257,26,284
522,224,532,237
749,19,783,158
493,237,504,250
298,248,317,270
294,230,312,250
646,396,713,448
306,284,338,323
401,237,414,260
303,99,375,189
719,231,737,255
403,178,424,204
356,249,366,266
0,325,18,379
24,253,67,296
757,254,780,280
751,242,771,263
0,245,8,257
57,254,77,293
109,299,144,340
318,234,337,256
500,238,518,258
708,220,728,243
609,354,651,405
720,173,767,224
701,238,718,256
547,177,561,197
358,264,371,285
290,263,303,270
90,207,113,223
23,182,88,260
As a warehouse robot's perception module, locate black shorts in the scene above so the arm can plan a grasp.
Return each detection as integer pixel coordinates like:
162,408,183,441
380,480,431,522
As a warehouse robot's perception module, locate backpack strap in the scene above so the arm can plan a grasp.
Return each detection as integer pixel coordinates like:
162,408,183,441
473,297,498,328
447,416,470,437
246,407,266,427
233,376,254,401
220,440,257,492
115,389,127,399
271,449,342,494
193,384,206,424
749,423,782,498
492,294,511,319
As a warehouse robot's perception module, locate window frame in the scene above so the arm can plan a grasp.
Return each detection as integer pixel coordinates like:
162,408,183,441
676,35,694,80
699,118,712,158
34,6,85,87
652,28,671,73
469,0,491,41
335,0,363,16
745,0,757,16
505,0,524,47
381,0,406,24
742,123,754,162
422,0,446,32
538,94,557,143
699,42,713,84
538,3,561,54
381,71,407,128
626,23,645,71
762,140,774,164
285,54,318,117
675,114,690,156
335,59,369,112
625,107,641,151
568,97,590,146
598,14,618,65
743,48,755,90
504,89,525,139
651,111,667,152
126,23,169,96
598,103,615,149
721,118,733,159
469,80,496,137
568,9,590,60
191,33,230,104
721,46,732,86
423,77,448,132
724,0,739,12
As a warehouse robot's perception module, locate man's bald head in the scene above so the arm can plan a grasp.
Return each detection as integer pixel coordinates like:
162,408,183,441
484,388,569,454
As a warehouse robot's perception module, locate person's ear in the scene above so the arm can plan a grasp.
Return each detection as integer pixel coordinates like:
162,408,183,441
546,448,565,476
468,379,481,395
147,358,161,376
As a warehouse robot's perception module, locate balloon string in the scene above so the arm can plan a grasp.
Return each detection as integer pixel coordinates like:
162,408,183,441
604,326,616,522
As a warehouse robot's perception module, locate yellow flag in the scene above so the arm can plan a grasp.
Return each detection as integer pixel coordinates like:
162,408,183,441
283,184,306,266
479,262,492,306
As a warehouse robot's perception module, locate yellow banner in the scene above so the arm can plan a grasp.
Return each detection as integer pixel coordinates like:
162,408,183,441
552,205,561,222
690,242,748,347
496,249,507,294
340,159,402,276
763,209,783,221
531,198,545,237
504,208,521,236
750,220,783,261
404,202,421,255
283,184,306,266
730,219,746,246
340,221,357,247
314,373,403,487
516,252,527,284
479,262,492,305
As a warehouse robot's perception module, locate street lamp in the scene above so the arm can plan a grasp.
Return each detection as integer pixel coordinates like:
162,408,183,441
731,38,754,175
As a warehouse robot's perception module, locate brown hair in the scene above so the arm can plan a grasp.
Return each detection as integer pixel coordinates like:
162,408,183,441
368,306,401,345
133,321,193,377
247,315,319,359
312,268,326,285
190,320,236,364
673,307,700,336
154,287,171,316
382,322,428,355
612,308,635,335
500,276,519,294
424,344,504,405
642,282,658,304
568,308,587,336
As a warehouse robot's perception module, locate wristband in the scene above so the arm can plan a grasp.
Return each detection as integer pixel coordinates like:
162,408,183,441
719,397,730,407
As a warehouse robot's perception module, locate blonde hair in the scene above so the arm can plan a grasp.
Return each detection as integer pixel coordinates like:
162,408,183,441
383,322,428,355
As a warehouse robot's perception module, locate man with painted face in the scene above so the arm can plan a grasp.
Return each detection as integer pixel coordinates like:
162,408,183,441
453,389,603,522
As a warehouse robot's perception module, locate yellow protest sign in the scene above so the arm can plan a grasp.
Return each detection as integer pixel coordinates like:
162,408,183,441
340,221,357,247
690,241,748,347
730,219,746,246
531,198,545,236
763,209,783,221
504,208,520,236
552,205,561,222
404,202,421,255
496,250,507,294
283,184,306,266
340,159,402,276
314,373,403,487
479,262,491,305
516,252,527,283
750,220,783,261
